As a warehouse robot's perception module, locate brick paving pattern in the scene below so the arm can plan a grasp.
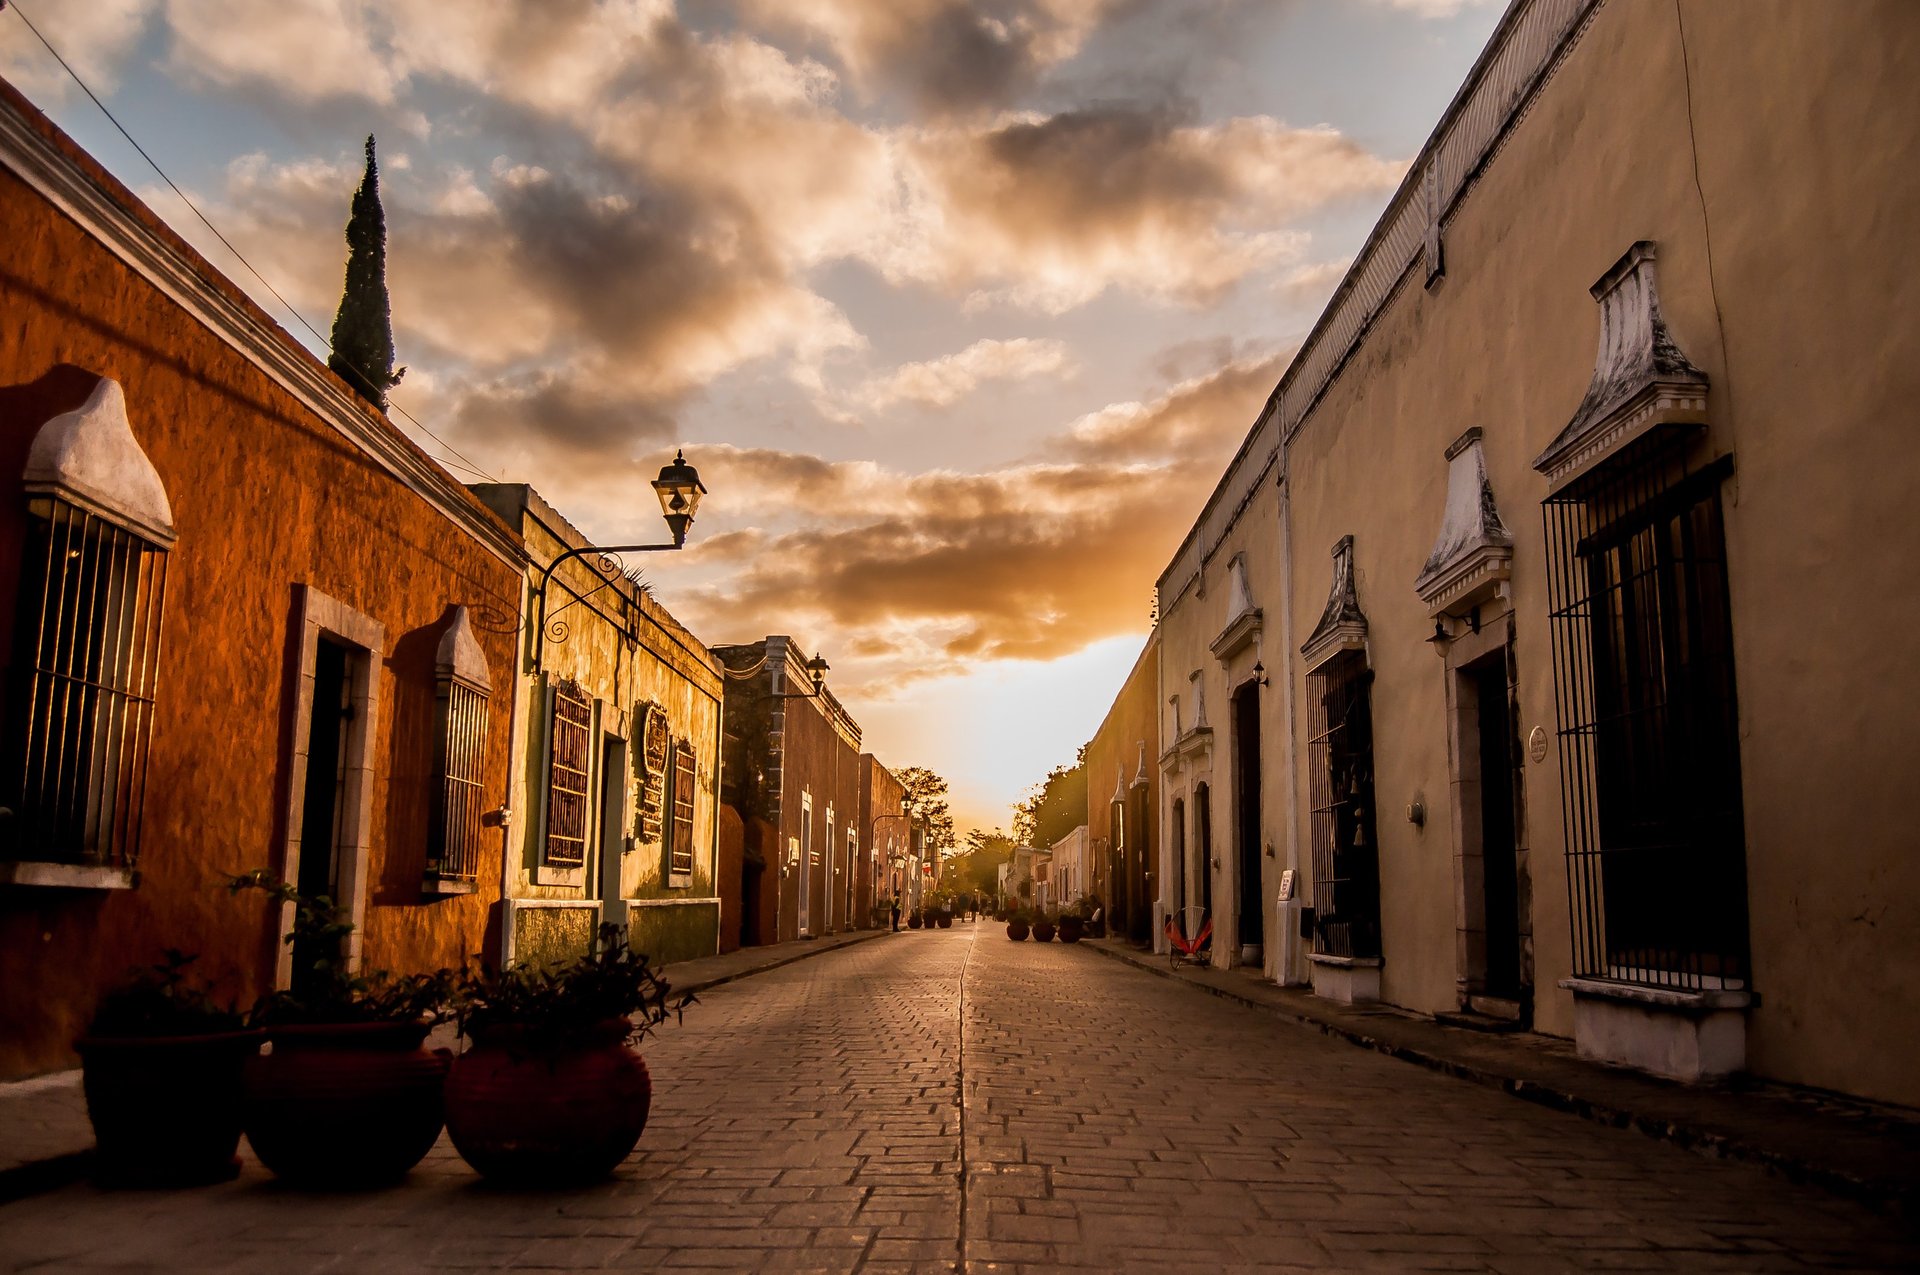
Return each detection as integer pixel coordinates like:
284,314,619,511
2,924,1915,1272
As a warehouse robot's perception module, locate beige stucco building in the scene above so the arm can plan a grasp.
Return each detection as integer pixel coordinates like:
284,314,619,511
1151,0,1920,1106
471,485,724,967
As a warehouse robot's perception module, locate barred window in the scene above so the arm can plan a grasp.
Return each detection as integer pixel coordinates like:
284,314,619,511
1308,651,1380,959
666,737,695,880
544,680,591,867
2,498,168,869
1545,442,1748,991
428,683,489,882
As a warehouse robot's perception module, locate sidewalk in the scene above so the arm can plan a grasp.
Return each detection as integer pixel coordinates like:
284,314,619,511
0,928,892,1202
1082,936,1920,1219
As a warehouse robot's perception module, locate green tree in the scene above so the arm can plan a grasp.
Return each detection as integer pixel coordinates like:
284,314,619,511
896,766,955,854
948,828,1016,895
1012,748,1088,849
328,136,405,409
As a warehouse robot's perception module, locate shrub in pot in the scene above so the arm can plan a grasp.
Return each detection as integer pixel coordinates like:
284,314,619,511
446,925,688,1184
1057,913,1085,944
935,905,953,929
228,872,453,1188
907,909,924,930
78,950,261,1187
1004,909,1030,941
1031,910,1057,943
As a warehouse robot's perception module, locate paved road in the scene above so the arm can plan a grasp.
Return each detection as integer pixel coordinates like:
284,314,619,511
2,923,1915,1272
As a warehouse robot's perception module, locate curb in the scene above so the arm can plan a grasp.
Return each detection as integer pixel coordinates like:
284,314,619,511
0,1150,91,1206
671,928,892,997
1080,939,1919,1220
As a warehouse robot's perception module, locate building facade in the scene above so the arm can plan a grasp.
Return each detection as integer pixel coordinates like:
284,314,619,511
0,82,524,1078
715,636,862,944
468,484,724,969
858,754,907,927
1149,0,1920,1105
1084,631,1160,945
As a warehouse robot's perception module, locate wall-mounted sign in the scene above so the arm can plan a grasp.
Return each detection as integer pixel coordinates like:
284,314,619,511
1528,725,1549,764
1278,868,1296,901
632,700,670,842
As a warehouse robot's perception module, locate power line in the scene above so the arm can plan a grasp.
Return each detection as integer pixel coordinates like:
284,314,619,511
5,0,500,484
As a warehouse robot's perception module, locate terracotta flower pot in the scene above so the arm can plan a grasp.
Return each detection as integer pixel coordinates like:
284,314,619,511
446,1022,653,1184
1005,920,1030,941
935,912,953,929
907,911,924,929
244,1020,448,1187
1058,916,1085,944
1032,921,1057,943
78,1029,263,1187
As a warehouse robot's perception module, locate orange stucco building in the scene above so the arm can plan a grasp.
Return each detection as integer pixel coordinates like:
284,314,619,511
0,80,526,1078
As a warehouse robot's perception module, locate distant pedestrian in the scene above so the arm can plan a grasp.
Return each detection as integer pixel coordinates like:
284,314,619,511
889,897,901,932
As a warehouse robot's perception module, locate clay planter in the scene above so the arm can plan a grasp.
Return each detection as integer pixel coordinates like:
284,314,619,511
244,1020,448,1187
907,911,924,930
935,911,953,929
78,1029,264,1187
1032,920,1057,943
446,1022,653,1185
1005,919,1030,941
1057,916,1085,944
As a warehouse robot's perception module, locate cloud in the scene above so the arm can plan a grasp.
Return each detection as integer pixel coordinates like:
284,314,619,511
1373,0,1498,17
651,347,1287,688
1274,256,1353,308
849,337,1073,413
740,0,1114,116
162,0,406,105
0,0,158,99
878,105,1401,311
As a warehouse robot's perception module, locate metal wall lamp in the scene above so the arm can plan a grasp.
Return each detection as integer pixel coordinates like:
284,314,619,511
755,653,831,702
531,449,705,675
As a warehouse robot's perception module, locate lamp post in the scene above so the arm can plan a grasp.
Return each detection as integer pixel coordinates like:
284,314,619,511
531,449,706,674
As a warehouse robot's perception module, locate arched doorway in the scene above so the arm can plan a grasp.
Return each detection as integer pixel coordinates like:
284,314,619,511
1232,680,1263,964
1194,782,1214,919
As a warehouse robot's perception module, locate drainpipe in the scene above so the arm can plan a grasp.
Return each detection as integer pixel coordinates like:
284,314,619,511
1274,464,1307,987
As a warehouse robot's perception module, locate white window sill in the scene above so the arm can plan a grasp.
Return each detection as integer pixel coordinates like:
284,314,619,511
1560,976,1753,1012
0,861,135,891
422,874,478,896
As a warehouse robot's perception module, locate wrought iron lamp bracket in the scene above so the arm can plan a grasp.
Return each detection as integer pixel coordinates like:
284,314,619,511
532,537,682,675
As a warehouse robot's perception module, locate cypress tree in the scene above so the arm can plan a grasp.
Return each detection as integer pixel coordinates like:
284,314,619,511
328,135,404,409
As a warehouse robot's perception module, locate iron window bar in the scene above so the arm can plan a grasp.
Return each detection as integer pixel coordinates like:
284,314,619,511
1307,653,1380,959
543,679,592,868
1543,435,1749,994
427,680,489,884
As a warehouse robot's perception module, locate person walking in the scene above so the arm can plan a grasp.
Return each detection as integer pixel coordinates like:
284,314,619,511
889,896,901,932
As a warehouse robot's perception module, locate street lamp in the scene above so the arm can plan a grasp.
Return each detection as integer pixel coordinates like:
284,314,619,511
533,448,705,674
757,652,831,702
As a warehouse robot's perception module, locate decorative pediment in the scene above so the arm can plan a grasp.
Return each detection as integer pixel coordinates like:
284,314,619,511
1301,536,1367,672
24,377,175,545
1158,726,1212,778
435,604,492,691
1534,242,1709,491
1415,428,1513,617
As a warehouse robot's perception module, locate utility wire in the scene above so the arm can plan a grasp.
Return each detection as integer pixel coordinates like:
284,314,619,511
5,0,500,484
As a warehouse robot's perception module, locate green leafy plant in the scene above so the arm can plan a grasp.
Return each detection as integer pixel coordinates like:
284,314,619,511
455,925,691,1050
226,870,451,1025
87,950,246,1038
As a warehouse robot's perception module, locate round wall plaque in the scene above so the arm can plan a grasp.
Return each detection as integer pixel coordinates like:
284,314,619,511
1528,725,1549,763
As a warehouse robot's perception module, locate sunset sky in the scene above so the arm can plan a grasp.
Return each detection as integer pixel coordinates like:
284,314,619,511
2,0,1503,835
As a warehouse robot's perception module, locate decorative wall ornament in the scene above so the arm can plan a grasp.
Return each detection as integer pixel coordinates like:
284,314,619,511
1210,552,1264,663
1300,535,1369,673
1533,241,1709,491
25,377,176,545
1415,428,1514,617
631,699,670,844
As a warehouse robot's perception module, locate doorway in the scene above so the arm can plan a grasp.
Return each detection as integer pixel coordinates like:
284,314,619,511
1170,797,1185,916
1232,681,1263,963
597,734,626,938
292,637,351,997
1194,782,1213,919
1462,654,1526,1011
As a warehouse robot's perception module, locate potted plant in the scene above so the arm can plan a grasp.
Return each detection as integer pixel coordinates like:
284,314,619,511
1058,908,1086,944
907,907,924,930
445,925,687,1184
934,893,954,929
228,871,453,1187
76,950,261,1187
1032,909,1058,943
1004,909,1030,941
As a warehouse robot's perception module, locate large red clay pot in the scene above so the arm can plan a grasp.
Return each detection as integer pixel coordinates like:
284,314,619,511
78,1029,263,1187
1005,919,1030,941
243,1020,448,1186
1032,919,1057,943
445,1021,653,1184
1058,916,1085,944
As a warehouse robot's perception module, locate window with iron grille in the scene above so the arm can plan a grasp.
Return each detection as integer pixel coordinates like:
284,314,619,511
2,498,168,869
427,680,489,881
544,680,591,867
1544,439,1748,992
666,736,696,880
1308,651,1379,958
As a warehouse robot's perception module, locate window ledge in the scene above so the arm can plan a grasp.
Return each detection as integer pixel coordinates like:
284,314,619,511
0,860,135,891
422,874,478,897
1308,953,1382,969
1561,977,1753,1012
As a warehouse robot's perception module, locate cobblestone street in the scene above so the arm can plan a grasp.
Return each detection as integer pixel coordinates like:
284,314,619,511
2,925,1915,1273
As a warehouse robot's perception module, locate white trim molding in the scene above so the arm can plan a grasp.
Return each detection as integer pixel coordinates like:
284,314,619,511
1300,536,1369,674
1416,428,1514,617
